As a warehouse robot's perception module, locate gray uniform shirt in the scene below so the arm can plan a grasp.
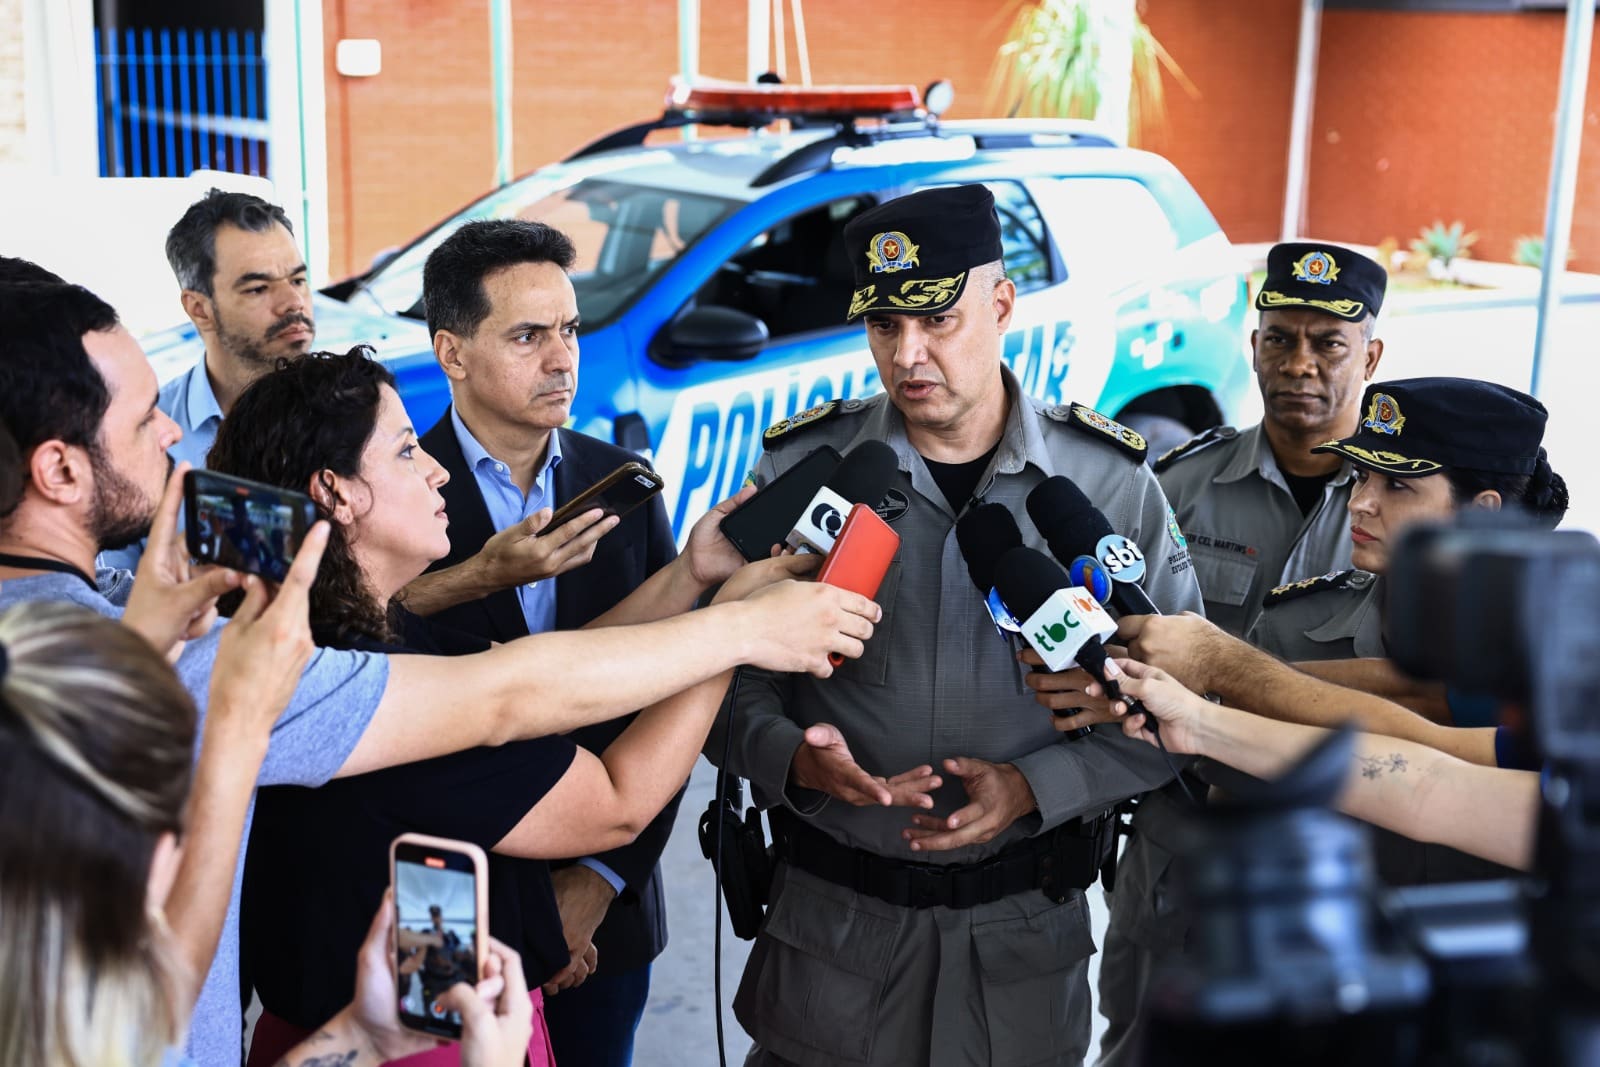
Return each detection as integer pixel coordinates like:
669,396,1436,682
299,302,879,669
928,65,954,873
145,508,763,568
1246,569,1385,661
715,372,1203,1066
1156,423,1355,638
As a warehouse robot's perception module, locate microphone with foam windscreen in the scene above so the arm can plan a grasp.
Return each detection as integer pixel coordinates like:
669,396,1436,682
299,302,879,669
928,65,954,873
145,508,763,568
955,503,1025,633
1027,475,1160,617
785,440,899,555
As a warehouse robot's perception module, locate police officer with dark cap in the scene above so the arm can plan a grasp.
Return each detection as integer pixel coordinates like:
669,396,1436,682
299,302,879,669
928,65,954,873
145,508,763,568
1091,242,1388,1067
1250,376,1567,889
709,184,1201,1067
1251,376,1568,664
1155,242,1390,638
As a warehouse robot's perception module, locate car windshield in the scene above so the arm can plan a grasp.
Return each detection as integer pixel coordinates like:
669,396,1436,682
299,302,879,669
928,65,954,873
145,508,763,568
358,175,741,329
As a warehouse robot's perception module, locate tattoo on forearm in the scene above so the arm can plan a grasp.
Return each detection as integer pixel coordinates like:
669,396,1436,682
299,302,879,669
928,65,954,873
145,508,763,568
1357,753,1409,779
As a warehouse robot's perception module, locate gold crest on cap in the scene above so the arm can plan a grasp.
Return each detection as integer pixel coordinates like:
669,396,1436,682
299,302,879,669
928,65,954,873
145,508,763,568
866,231,919,274
1291,250,1340,286
1362,392,1405,436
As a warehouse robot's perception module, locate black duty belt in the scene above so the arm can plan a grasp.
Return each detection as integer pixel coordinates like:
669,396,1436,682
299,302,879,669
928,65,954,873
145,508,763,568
770,807,1111,910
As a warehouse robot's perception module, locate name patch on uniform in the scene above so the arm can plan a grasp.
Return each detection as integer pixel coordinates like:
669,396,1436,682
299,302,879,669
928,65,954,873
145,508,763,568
1189,533,1258,558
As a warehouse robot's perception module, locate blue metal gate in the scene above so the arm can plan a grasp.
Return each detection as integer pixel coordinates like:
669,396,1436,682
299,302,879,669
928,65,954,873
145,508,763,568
95,27,268,179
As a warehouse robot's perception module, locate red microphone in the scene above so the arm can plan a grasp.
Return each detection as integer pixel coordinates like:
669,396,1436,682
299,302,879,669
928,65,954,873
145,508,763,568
815,503,900,667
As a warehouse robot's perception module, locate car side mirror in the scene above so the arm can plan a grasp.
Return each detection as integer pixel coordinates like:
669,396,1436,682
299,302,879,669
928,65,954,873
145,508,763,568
655,306,770,365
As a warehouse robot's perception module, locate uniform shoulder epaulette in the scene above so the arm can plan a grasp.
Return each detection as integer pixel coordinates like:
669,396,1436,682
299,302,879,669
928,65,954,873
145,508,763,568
1263,568,1373,607
762,400,843,450
1153,425,1239,473
1049,402,1147,462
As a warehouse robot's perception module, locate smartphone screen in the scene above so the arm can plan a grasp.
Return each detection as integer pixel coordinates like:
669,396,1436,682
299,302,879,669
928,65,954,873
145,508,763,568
540,462,664,537
184,470,315,582
393,840,482,1038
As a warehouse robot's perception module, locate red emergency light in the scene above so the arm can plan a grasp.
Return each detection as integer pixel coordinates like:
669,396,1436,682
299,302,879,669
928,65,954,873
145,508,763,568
665,78,927,122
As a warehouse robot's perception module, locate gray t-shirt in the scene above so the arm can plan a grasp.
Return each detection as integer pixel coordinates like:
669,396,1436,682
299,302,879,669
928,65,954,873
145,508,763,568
0,570,389,1065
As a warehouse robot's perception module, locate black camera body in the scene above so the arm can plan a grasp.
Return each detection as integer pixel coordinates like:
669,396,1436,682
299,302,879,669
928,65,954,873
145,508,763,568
698,771,772,941
1144,518,1600,1066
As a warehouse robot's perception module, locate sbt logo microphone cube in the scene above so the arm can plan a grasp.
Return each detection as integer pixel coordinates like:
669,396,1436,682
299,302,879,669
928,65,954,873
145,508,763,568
1095,534,1146,583
1021,587,1118,672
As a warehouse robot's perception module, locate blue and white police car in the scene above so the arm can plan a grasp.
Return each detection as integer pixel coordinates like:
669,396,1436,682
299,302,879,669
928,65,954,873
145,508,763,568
144,81,1252,539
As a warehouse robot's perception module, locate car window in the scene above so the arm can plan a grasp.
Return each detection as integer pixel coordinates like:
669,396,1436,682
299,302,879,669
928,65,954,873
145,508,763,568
689,195,874,340
360,177,739,330
1027,176,1179,292
908,180,1052,295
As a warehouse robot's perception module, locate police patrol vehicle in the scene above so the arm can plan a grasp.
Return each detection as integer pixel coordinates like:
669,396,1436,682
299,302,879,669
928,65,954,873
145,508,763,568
143,80,1253,541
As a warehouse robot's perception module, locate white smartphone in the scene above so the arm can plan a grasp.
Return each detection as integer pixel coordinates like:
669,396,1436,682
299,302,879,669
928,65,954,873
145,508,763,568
390,832,490,1040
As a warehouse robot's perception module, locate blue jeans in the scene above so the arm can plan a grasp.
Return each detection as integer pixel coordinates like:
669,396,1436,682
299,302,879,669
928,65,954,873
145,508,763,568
543,961,652,1067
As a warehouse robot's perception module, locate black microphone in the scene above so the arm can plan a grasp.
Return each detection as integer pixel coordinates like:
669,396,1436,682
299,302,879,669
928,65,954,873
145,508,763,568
1026,475,1160,617
784,440,898,555
955,503,1023,597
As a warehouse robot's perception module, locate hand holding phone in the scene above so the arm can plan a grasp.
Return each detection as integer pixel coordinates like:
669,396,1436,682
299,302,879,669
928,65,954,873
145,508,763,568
539,461,664,537
184,469,316,583
391,833,490,1040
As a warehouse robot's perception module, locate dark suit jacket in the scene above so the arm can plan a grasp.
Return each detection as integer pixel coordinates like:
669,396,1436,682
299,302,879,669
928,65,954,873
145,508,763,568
420,409,682,972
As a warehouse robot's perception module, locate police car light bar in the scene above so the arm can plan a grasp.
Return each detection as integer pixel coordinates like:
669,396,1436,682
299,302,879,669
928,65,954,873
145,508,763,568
665,78,926,123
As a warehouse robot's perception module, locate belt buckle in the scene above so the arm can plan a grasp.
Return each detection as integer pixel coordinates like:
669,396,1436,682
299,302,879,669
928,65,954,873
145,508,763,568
905,864,945,909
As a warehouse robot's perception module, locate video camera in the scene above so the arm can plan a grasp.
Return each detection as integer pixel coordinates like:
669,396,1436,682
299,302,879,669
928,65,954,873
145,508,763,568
1141,516,1600,1066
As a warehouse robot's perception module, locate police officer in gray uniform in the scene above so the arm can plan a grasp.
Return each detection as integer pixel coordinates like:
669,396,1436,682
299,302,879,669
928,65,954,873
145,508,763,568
1245,376,1568,887
1155,242,1389,639
712,185,1202,1067
1096,242,1388,1067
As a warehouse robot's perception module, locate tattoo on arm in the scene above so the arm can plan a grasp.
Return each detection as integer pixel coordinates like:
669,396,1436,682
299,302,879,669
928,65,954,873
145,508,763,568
1357,753,1409,780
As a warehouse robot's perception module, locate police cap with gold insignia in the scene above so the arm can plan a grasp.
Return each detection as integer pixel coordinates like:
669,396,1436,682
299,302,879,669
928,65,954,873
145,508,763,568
1312,377,1547,477
1256,241,1387,323
842,185,1004,322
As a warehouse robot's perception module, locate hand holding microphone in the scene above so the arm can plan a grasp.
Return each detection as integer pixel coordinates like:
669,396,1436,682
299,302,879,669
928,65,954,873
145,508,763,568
786,440,898,555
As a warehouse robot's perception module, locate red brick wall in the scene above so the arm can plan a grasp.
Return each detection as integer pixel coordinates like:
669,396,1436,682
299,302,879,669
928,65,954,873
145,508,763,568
1307,10,1600,272
322,1,1600,278
322,0,1009,277
1138,0,1301,246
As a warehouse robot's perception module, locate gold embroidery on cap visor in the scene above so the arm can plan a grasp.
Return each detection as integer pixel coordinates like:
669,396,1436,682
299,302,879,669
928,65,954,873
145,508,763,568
848,284,877,320
1258,289,1366,320
1321,441,1441,475
886,272,965,311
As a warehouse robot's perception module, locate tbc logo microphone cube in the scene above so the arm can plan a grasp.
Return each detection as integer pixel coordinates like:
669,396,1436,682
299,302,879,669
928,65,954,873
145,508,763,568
1020,587,1118,671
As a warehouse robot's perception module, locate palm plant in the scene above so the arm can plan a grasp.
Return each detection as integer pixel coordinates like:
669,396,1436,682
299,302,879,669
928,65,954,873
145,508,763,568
986,0,1194,143
1410,220,1478,278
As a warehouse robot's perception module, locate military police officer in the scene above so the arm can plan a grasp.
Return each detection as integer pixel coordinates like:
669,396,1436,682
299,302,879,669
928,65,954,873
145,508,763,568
1156,242,1388,638
1095,242,1388,1067
712,184,1202,1067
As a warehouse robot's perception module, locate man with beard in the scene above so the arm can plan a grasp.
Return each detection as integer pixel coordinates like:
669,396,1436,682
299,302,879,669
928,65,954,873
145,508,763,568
160,189,316,471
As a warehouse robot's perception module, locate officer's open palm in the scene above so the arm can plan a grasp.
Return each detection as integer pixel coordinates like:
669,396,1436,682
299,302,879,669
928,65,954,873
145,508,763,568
790,723,942,808
903,757,1037,853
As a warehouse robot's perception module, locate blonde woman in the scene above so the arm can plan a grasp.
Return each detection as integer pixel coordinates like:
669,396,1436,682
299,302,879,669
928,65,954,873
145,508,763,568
0,600,531,1067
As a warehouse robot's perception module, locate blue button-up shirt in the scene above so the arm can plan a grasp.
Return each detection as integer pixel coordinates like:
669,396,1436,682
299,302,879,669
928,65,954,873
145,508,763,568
450,407,562,638
450,408,625,894
98,361,226,572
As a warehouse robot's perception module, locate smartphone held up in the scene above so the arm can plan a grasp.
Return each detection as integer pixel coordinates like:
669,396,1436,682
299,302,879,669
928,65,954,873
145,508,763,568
183,469,315,582
390,833,489,1040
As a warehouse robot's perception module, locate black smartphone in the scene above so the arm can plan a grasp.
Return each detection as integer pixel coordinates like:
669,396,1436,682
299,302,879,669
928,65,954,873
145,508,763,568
391,833,489,1041
540,461,665,536
718,444,843,562
183,469,316,582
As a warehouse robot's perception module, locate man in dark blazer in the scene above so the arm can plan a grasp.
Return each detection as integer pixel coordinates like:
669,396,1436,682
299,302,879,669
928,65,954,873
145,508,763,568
409,219,687,1066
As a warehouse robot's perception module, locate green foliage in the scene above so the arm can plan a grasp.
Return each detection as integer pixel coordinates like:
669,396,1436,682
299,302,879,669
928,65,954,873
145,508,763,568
1513,235,1576,270
1410,220,1478,271
986,0,1195,140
